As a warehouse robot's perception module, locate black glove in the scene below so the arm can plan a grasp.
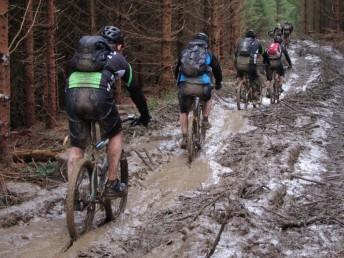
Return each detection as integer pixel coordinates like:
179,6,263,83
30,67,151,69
288,65,292,69
215,82,222,90
130,116,151,127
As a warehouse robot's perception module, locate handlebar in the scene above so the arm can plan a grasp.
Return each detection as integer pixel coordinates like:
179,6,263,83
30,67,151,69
95,114,137,150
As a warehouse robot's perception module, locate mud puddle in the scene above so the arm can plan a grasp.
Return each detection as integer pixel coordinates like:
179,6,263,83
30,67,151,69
2,39,343,258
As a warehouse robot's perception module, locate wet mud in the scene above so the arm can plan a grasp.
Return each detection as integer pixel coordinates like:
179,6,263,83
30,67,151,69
1,40,344,258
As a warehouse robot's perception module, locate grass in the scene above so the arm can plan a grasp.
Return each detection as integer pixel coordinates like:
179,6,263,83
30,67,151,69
22,160,57,177
147,89,178,112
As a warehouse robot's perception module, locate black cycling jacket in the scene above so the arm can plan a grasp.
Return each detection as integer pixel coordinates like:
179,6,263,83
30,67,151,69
68,51,151,121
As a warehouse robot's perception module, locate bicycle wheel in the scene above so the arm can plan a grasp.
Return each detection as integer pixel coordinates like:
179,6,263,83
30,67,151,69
258,82,263,107
244,82,249,110
66,159,95,240
275,80,281,104
236,83,242,110
103,154,128,222
187,113,195,163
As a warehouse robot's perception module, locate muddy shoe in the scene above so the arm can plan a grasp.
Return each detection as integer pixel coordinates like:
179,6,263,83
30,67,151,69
104,179,127,198
202,117,211,130
180,136,187,149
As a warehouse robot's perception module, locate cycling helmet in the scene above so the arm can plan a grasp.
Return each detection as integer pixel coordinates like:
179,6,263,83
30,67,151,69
193,32,209,44
101,26,124,44
245,29,256,38
274,35,283,43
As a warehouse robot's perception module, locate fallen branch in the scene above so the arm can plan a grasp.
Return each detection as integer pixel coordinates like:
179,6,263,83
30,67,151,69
290,175,327,186
206,218,228,258
13,149,63,162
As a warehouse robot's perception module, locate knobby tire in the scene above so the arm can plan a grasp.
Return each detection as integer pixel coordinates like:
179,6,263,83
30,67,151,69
187,114,194,163
103,156,128,221
66,159,95,240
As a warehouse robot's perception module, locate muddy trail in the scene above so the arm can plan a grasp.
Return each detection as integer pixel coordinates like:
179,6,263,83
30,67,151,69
1,40,344,258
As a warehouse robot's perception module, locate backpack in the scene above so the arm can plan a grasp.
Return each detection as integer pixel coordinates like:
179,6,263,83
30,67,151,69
237,38,253,57
267,42,282,59
180,40,209,77
71,36,111,72
283,24,291,34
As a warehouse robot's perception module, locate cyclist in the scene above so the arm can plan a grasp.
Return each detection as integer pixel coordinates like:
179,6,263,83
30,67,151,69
273,23,283,37
66,26,150,197
282,21,294,46
234,30,267,99
175,32,222,149
266,35,292,94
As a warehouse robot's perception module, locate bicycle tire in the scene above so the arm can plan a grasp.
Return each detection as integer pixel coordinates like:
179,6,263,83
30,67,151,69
258,82,263,107
66,159,95,240
244,83,249,110
187,114,194,163
236,83,242,110
103,155,128,222
276,83,281,104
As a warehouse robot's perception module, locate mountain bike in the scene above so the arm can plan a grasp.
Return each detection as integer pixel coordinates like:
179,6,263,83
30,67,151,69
65,115,135,240
283,33,290,48
269,70,281,104
236,72,262,110
187,96,206,163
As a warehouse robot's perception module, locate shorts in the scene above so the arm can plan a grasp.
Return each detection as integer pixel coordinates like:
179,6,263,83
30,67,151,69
266,60,284,81
237,63,258,83
65,88,122,149
178,82,211,113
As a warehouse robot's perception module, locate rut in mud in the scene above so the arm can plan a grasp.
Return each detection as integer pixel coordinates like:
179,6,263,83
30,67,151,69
1,40,344,258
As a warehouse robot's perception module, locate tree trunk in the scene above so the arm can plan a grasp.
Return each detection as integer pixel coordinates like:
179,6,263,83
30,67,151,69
24,0,35,127
313,0,320,33
210,0,221,58
159,0,173,92
46,0,57,128
0,0,11,164
275,0,281,23
304,0,308,34
334,0,341,33
90,0,96,34
112,0,123,104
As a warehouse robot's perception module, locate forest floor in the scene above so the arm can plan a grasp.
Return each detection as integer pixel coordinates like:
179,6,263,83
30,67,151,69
0,39,344,258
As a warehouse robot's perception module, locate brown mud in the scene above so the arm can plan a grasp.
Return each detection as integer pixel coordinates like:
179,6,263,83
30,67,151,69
1,40,344,258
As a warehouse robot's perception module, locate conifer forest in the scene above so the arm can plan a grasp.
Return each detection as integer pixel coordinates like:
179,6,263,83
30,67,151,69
0,1,343,257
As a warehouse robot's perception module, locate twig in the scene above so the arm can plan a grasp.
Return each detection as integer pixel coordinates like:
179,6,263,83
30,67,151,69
290,175,327,186
206,218,228,258
142,148,155,167
133,150,154,171
193,193,225,221
260,206,291,221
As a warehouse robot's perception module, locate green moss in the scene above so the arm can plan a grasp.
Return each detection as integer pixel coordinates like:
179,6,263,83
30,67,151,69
148,89,178,112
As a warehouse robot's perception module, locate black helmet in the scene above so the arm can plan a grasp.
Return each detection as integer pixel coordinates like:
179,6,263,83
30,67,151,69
245,29,256,38
274,35,283,43
193,32,209,44
101,26,124,44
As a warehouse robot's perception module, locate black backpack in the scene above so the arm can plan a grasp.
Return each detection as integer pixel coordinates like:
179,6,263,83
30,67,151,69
71,36,111,72
180,40,209,77
237,38,253,57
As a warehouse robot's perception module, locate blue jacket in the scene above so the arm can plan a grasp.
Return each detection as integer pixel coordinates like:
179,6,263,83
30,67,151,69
175,51,222,86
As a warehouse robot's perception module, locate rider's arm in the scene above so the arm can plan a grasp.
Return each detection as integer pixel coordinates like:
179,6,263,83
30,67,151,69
122,64,151,124
209,53,222,86
282,47,292,67
174,58,181,81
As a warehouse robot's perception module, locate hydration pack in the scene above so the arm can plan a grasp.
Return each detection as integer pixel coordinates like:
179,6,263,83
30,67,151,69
267,42,282,59
71,36,111,72
237,38,253,57
283,24,291,33
180,40,209,77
